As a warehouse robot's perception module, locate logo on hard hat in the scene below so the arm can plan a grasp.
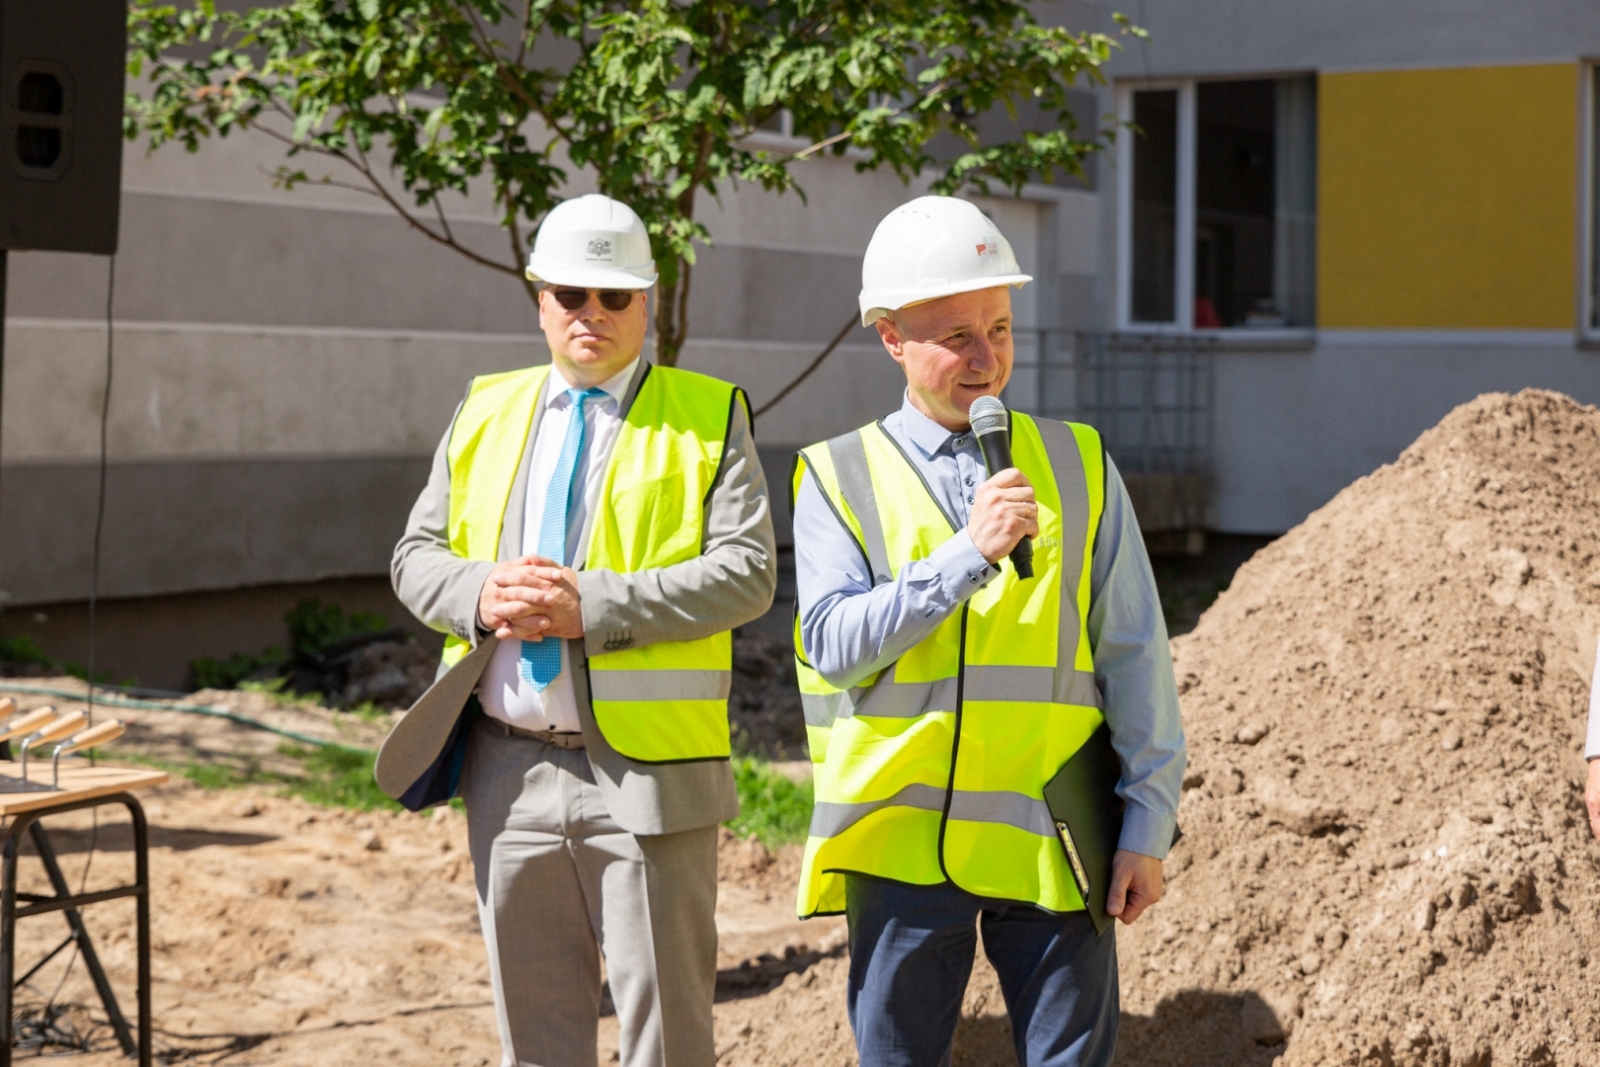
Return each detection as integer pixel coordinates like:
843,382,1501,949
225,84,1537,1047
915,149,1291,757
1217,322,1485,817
975,236,1000,258
586,238,613,259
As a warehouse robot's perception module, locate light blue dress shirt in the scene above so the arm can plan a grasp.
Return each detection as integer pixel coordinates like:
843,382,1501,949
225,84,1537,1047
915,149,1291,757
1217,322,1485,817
793,393,1187,860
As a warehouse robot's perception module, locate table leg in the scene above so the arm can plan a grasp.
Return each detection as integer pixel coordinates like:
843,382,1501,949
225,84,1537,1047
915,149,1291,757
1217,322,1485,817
0,793,153,1066
27,823,136,1056
126,798,150,1067
0,817,29,1067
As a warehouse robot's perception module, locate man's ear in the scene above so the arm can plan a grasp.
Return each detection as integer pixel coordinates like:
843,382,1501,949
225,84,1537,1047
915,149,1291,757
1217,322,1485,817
536,288,552,332
876,317,905,364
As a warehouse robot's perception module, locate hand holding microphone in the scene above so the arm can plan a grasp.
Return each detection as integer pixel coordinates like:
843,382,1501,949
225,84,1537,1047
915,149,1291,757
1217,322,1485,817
967,396,1036,579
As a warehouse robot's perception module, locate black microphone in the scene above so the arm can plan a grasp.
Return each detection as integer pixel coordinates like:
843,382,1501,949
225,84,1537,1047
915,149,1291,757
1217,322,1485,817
967,395,1034,580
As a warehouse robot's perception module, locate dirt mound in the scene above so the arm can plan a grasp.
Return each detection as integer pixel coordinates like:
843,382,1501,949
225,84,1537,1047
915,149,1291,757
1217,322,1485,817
1118,390,1600,1067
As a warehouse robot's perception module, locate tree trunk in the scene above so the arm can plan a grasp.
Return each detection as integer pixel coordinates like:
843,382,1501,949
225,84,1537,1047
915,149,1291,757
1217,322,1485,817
653,258,692,367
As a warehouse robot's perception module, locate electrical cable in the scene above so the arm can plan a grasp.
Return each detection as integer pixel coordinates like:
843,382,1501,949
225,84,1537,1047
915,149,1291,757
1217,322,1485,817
88,255,114,733
36,255,116,1037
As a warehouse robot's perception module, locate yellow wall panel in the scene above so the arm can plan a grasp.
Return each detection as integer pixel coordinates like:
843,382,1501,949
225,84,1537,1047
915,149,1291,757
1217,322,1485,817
1319,63,1578,329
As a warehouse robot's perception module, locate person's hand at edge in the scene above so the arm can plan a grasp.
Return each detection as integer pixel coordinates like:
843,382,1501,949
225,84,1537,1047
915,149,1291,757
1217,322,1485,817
1105,849,1163,925
1586,758,1600,843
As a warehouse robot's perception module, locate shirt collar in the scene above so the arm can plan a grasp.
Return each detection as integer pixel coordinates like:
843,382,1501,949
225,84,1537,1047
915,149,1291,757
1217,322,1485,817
896,391,972,458
545,357,640,409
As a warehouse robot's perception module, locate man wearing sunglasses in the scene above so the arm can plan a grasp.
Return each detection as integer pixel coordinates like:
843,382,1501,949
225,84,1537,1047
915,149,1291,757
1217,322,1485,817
379,193,777,1067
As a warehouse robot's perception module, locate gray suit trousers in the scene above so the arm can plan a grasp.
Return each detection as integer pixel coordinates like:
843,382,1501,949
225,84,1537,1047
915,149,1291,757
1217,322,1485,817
461,716,718,1067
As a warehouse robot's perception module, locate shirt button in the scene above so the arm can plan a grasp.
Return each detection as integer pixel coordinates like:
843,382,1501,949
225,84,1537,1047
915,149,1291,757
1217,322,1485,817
966,495,974,504
964,477,974,487
969,574,980,584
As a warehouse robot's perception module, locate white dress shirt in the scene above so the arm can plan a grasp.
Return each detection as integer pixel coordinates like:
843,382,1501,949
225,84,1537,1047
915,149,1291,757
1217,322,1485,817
477,358,639,731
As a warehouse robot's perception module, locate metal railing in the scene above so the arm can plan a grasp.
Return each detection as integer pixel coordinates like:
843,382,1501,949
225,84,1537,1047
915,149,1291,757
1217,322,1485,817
1006,330,1216,531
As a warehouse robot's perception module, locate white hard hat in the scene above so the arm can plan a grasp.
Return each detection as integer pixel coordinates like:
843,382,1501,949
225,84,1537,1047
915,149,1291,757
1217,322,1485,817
858,196,1032,326
525,194,658,290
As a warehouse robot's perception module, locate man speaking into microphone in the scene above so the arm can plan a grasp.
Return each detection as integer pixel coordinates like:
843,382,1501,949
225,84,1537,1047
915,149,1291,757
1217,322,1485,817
789,196,1186,1067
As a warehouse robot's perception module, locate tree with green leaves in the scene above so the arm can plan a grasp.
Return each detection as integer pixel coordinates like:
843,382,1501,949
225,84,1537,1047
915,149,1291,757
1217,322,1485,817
127,0,1137,370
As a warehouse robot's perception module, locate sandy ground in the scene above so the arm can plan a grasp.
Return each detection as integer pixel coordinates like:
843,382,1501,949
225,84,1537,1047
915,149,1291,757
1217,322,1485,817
5,782,854,1066
9,390,1600,1067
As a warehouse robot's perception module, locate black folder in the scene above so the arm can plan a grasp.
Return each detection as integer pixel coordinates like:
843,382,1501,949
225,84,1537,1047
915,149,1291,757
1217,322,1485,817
1041,723,1125,935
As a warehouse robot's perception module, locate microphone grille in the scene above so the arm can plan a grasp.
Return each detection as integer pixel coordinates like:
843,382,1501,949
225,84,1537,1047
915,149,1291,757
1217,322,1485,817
968,395,1008,437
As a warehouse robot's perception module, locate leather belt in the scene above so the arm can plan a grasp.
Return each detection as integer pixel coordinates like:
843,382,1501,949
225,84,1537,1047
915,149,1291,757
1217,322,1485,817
500,721,586,749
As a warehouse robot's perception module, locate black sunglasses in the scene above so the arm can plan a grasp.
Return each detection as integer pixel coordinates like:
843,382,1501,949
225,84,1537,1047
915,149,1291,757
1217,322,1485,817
549,287,636,312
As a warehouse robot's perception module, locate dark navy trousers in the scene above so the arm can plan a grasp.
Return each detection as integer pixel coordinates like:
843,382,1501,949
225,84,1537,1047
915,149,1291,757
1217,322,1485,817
845,877,1119,1067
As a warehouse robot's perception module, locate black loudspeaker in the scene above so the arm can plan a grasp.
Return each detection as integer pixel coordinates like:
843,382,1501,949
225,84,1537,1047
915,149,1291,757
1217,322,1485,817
0,0,125,254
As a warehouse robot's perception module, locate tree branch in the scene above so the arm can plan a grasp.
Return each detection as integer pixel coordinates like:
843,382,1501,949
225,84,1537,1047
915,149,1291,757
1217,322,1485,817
785,81,949,161
506,194,538,304
433,196,456,244
752,312,859,419
244,99,522,277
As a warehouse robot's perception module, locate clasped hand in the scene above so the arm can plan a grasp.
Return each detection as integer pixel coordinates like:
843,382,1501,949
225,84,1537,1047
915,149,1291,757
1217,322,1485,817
477,555,584,641
968,468,1040,564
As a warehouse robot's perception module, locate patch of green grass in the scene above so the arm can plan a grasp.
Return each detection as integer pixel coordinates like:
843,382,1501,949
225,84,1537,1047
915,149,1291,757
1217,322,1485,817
190,648,286,690
0,634,53,667
113,750,276,791
123,738,815,833
285,599,387,656
725,758,813,848
346,700,392,725
186,597,388,696
274,744,399,812
239,676,328,709
113,743,401,814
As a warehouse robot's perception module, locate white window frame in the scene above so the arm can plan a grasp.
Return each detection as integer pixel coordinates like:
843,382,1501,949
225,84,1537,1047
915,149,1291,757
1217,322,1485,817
1115,80,1194,331
1114,78,1316,339
1583,62,1600,343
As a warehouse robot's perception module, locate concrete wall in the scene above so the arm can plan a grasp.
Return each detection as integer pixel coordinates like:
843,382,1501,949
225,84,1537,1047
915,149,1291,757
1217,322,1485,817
3,577,443,692
1,87,1105,610
1211,333,1600,533
1099,0,1600,77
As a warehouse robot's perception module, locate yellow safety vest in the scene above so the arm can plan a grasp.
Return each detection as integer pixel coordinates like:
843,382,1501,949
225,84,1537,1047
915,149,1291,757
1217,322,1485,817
443,362,745,763
793,413,1106,916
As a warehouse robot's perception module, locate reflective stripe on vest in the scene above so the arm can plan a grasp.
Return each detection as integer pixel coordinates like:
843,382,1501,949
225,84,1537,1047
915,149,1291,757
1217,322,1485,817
442,363,743,763
791,413,1106,917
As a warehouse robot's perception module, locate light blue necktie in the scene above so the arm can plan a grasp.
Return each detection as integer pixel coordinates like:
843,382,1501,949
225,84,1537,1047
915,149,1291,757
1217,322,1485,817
521,386,605,689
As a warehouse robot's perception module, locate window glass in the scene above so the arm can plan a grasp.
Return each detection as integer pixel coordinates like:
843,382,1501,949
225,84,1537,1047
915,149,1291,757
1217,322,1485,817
1131,89,1178,323
1194,80,1277,327
1191,78,1316,328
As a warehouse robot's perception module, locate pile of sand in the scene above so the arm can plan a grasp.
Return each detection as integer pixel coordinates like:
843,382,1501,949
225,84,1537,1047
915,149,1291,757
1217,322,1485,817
1116,389,1600,1067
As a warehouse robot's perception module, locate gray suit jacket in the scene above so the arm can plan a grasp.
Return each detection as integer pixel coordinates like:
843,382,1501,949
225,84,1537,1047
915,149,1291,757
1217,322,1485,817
387,358,777,835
